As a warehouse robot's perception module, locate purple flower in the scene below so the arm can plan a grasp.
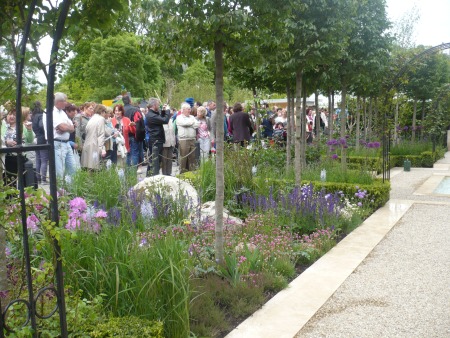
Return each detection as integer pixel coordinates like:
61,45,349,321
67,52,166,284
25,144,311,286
5,247,11,257
403,126,408,131
69,197,87,212
357,202,362,207
331,154,338,160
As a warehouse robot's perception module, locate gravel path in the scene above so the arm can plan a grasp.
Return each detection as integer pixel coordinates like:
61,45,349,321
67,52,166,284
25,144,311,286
296,161,450,338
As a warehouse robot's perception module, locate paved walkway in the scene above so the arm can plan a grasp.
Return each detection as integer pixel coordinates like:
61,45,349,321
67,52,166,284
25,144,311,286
227,152,450,338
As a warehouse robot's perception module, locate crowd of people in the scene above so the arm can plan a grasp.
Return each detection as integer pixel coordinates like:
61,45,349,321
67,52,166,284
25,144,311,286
1,92,332,186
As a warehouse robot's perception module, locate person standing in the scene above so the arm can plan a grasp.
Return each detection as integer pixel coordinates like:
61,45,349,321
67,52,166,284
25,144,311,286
195,106,211,161
145,98,170,175
162,114,176,176
43,92,76,179
80,104,109,170
123,95,144,168
1,109,34,185
75,102,95,154
177,102,199,173
229,102,253,147
31,101,48,184
111,104,131,168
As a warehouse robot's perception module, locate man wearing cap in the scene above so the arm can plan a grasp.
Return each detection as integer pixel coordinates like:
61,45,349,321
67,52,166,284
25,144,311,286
43,92,76,178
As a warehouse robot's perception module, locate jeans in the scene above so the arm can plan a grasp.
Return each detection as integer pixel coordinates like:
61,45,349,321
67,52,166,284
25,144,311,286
35,149,49,182
126,137,141,167
54,141,76,178
198,137,210,161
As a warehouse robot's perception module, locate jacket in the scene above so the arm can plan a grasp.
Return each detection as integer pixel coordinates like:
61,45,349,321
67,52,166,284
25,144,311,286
31,112,46,144
145,109,170,144
229,111,253,142
177,114,199,140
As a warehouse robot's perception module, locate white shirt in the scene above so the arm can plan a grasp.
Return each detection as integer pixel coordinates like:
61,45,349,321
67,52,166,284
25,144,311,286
43,107,73,141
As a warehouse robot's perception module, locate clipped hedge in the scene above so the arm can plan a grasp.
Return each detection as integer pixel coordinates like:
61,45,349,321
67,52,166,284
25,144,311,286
304,179,390,209
390,150,443,168
90,316,164,338
347,156,382,172
252,177,390,210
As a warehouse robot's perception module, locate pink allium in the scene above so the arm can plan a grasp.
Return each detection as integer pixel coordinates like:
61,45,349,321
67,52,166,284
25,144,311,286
69,197,87,211
27,214,39,232
95,210,107,218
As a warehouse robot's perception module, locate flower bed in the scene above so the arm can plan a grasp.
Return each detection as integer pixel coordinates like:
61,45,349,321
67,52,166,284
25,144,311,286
1,166,382,337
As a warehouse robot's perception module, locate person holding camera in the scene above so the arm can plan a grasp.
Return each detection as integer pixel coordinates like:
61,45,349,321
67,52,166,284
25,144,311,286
145,98,170,175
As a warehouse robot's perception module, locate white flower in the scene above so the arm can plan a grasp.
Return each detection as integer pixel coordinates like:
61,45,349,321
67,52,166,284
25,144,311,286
141,201,154,220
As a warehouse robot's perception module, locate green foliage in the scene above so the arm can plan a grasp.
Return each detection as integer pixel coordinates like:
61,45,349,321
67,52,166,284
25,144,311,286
61,229,191,337
84,33,162,100
90,316,164,338
67,167,136,209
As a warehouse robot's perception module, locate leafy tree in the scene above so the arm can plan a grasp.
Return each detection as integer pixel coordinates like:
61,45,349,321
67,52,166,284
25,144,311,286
335,0,391,167
146,0,290,264
287,0,349,185
83,33,162,100
404,49,449,141
170,60,216,107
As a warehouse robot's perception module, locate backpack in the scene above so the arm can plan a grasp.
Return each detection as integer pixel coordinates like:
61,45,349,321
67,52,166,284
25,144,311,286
134,111,146,142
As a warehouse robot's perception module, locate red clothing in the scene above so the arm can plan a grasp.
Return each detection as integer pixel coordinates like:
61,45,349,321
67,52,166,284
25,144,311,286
112,116,132,151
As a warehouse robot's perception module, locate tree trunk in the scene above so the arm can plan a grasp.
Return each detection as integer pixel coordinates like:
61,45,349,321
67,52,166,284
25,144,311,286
294,69,303,187
315,90,320,141
420,98,425,140
328,90,334,142
286,84,291,171
214,41,225,265
340,84,347,170
374,97,379,139
301,88,307,169
368,97,373,140
356,96,361,149
412,99,417,142
394,95,399,145
290,89,295,148
0,227,7,293
253,87,260,146
363,97,367,141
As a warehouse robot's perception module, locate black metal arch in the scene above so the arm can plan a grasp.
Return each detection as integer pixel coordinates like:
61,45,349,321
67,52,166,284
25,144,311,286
382,42,450,182
0,0,72,337
388,42,450,92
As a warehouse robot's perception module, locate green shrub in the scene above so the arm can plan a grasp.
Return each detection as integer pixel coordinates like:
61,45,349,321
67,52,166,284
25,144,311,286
90,316,164,337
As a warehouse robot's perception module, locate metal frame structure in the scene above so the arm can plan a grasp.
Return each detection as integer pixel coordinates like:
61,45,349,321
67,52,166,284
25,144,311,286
1,1,72,336
381,42,450,182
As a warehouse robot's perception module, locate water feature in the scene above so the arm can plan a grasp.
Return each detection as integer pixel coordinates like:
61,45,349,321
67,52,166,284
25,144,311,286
433,177,450,194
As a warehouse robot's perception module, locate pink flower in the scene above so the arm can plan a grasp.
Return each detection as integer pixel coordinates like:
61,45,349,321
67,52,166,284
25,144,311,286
27,214,39,232
95,210,107,218
69,197,87,212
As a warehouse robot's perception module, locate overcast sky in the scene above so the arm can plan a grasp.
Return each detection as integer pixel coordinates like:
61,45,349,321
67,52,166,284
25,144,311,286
386,0,450,47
